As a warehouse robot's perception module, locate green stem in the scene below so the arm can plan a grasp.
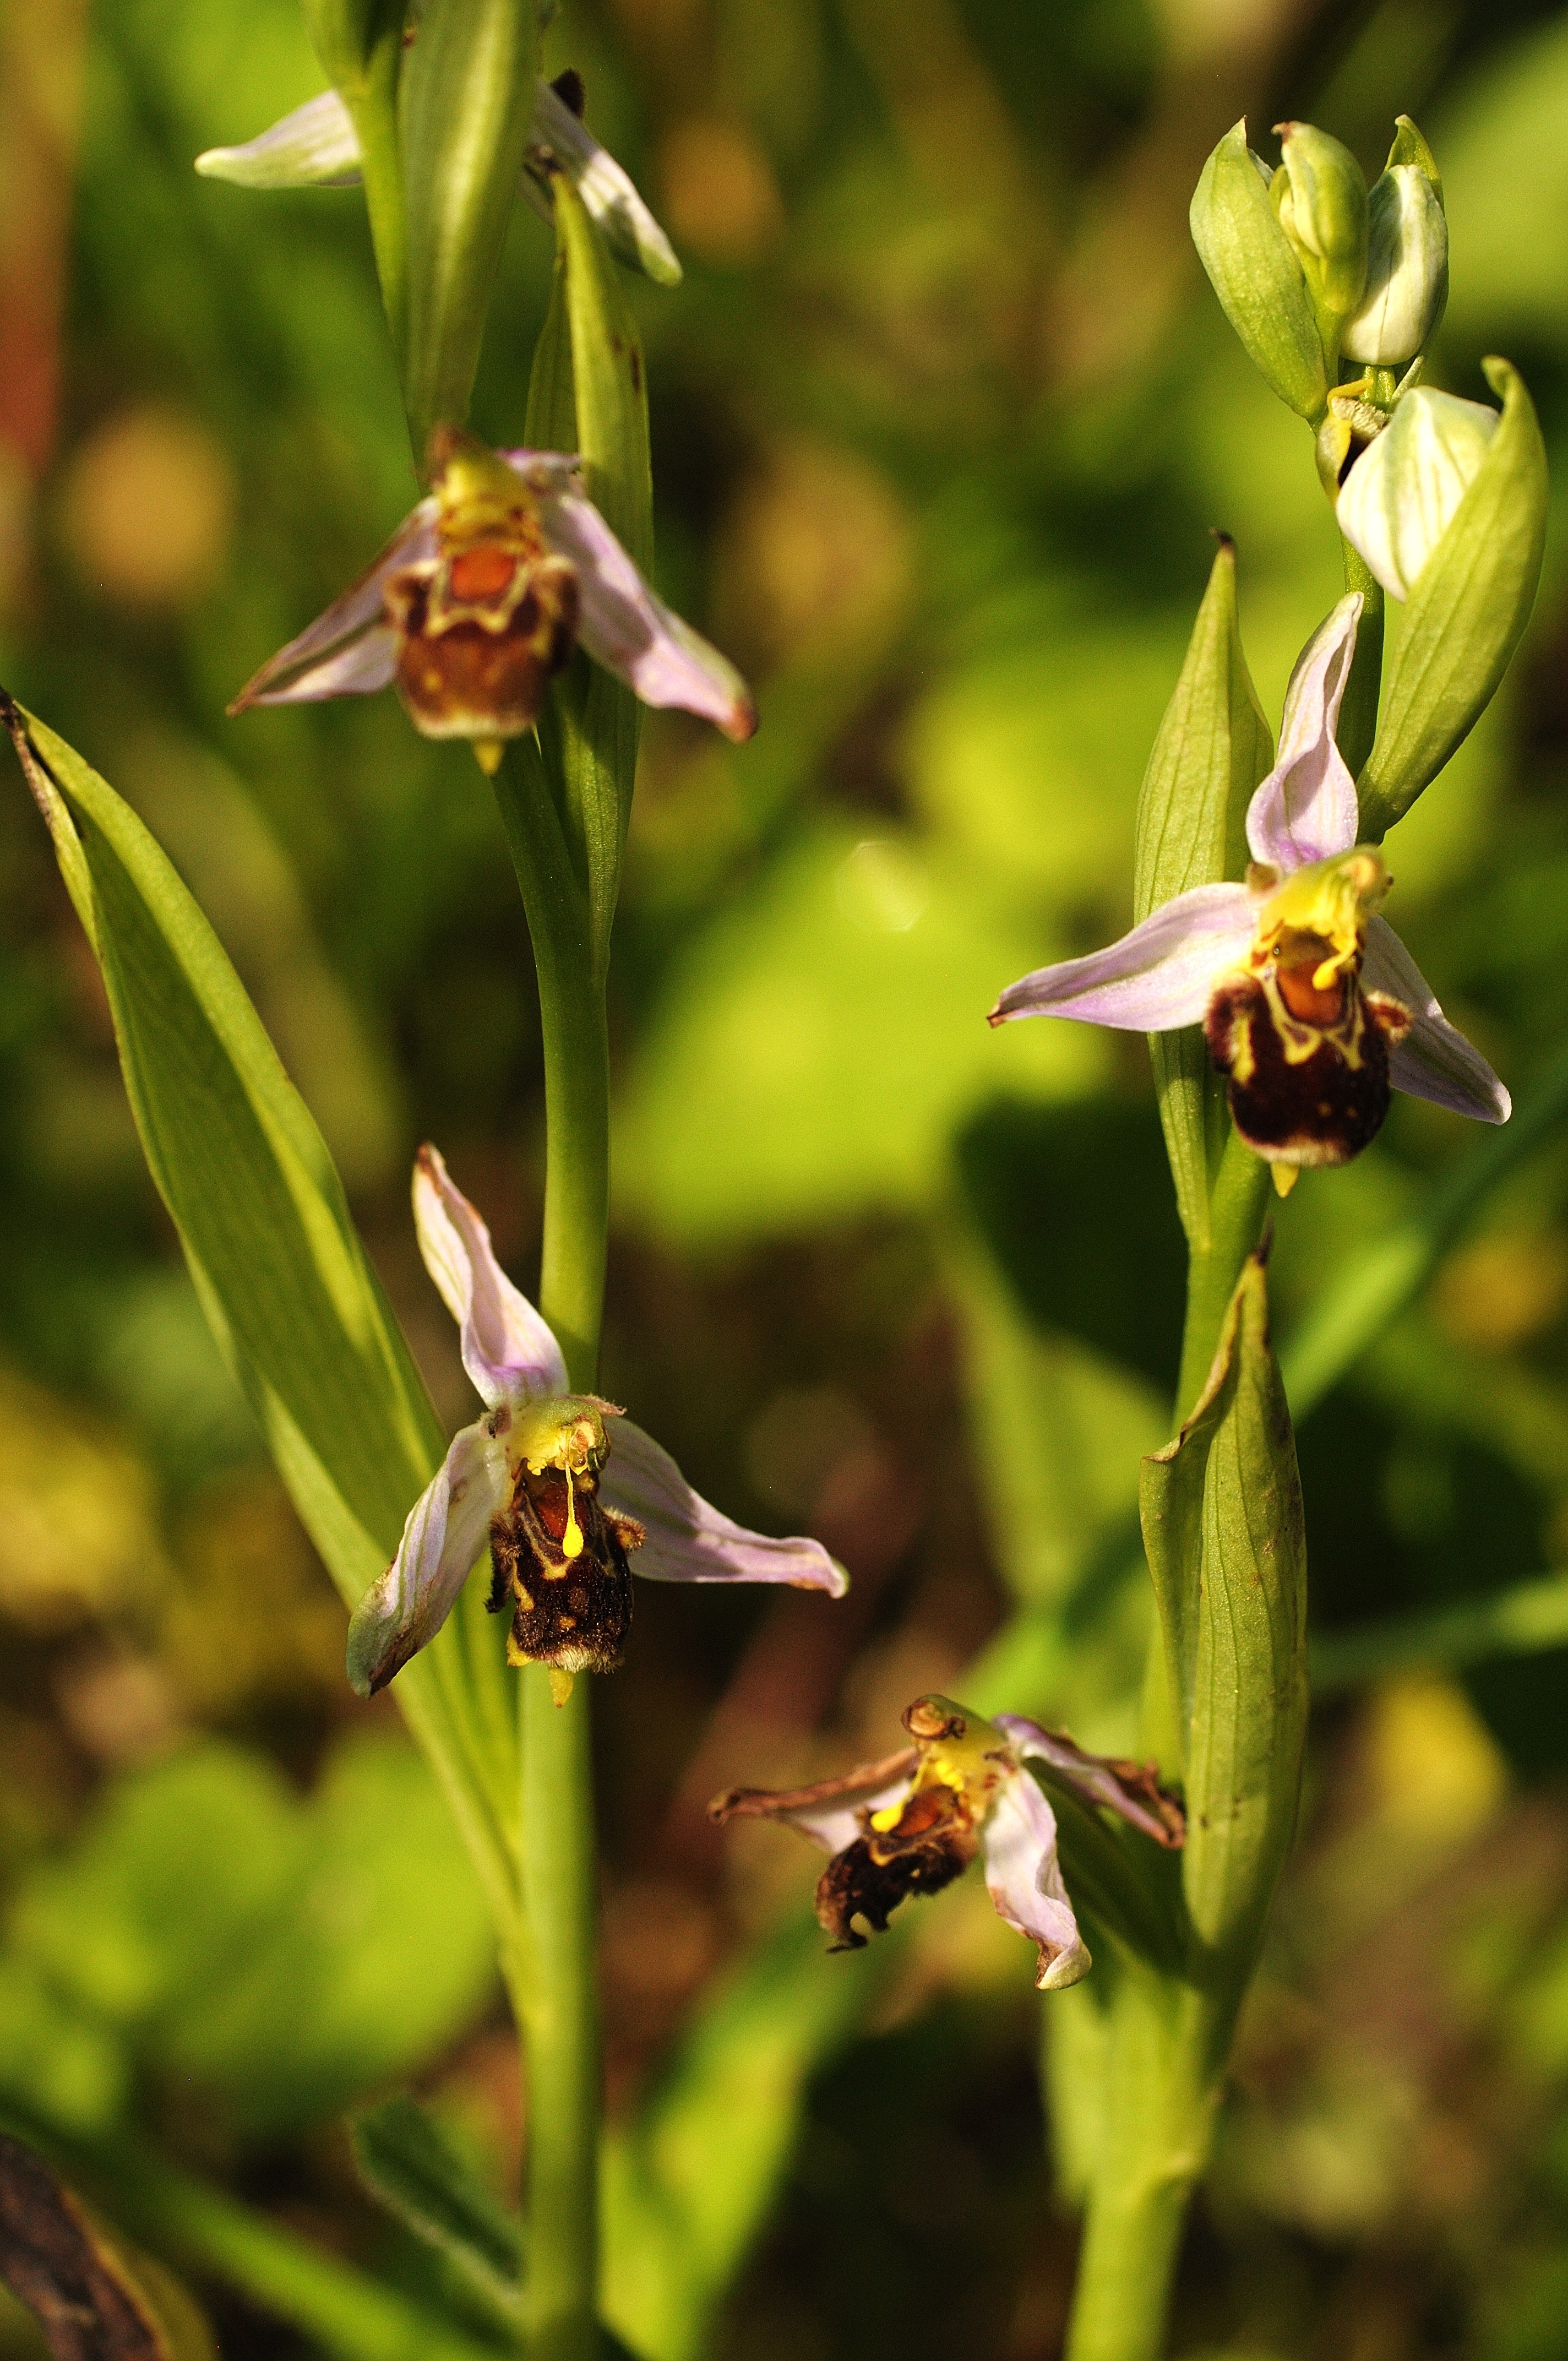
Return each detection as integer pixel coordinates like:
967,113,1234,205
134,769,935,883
1062,1975,1227,2361
1337,535,1385,790
1173,1127,1272,1423
349,26,410,383
491,739,607,2361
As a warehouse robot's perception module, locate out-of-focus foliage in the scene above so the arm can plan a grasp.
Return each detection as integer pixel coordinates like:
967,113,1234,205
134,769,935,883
4,0,1568,2358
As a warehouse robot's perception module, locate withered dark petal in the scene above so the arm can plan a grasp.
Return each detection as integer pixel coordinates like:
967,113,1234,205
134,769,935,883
1205,971,1408,1168
814,1824,976,1952
491,1464,640,1675
0,2134,201,2361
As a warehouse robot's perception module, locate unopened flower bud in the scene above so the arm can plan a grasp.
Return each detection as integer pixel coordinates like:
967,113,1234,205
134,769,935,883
1336,385,1498,600
1273,122,1368,325
1342,149,1446,364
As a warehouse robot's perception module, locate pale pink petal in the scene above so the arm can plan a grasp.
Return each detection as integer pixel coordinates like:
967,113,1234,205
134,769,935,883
412,1146,568,1408
1245,594,1363,871
980,1770,1091,1991
601,1419,847,1593
228,502,438,712
1362,917,1511,1123
988,883,1256,1031
526,477,757,742
346,1422,508,1696
993,1715,1184,1848
708,1754,917,1854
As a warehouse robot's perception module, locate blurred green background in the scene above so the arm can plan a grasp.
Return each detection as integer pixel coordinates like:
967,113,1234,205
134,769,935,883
4,2,1568,2357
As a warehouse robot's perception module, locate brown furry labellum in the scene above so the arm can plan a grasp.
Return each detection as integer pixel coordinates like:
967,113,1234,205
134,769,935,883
814,1780,979,1952
487,1460,645,1677
384,530,580,745
1205,953,1412,1168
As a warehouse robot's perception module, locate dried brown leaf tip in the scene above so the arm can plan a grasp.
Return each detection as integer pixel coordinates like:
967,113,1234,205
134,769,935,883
0,2136,212,2361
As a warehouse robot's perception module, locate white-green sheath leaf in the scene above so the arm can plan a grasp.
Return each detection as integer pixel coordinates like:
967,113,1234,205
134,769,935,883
1357,357,1548,835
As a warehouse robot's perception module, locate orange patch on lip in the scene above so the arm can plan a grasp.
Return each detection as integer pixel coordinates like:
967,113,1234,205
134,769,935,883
448,545,518,603
1276,963,1347,1026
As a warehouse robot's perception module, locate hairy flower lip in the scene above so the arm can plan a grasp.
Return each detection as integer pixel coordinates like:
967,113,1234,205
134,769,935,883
228,434,758,747
709,1697,1185,1990
988,593,1509,1151
346,1146,843,1699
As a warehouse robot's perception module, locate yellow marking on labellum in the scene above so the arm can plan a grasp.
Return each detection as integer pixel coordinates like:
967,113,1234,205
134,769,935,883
1272,1162,1300,1199
561,1465,584,1560
472,738,504,776
548,1667,575,1708
1251,847,1391,987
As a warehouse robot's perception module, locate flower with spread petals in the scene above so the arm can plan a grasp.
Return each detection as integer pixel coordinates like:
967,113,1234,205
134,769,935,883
230,428,755,769
352,1146,844,1701
989,594,1508,1176
196,70,683,288
710,1695,1184,1989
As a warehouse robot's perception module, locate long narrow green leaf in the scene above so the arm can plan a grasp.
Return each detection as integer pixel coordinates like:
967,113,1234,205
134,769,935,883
1,698,517,1946
350,2098,521,2330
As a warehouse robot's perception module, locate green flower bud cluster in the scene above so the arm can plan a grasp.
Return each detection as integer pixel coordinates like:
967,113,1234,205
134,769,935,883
1191,115,1446,417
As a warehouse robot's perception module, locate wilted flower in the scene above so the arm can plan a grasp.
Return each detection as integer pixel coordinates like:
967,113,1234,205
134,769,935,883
1337,386,1498,599
1341,163,1447,366
197,70,683,287
351,1146,844,1700
230,428,756,766
990,595,1509,1177
710,1694,1184,1989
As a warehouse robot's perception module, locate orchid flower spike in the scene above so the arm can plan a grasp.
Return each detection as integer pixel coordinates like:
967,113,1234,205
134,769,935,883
230,428,756,770
351,1147,845,1703
990,595,1508,1180
711,1696,1184,1989
196,70,683,288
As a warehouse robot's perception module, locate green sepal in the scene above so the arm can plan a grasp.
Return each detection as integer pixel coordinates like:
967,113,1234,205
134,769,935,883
401,0,541,463
1190,122,1327,421
1358,356,1547,837
350,2097,522,2332
1387,112,1442,198
524,170,653,981
0,698,519,1951
1030,1771,1188,1978
1133,537,1272,1250
1139,1253,1307,1978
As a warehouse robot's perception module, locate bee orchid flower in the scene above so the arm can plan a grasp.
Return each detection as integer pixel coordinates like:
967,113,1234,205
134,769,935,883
230,428,756,768
711,1695,1184,1989
989,594,1508,1177
352,1146,845,1702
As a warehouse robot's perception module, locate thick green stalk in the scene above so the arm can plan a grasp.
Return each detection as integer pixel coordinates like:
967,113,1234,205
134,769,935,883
1062,1976,1226,2361
1337,535,1384,787
492,740,608,2361
345,26,409,374
1173,1128,1271,1421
